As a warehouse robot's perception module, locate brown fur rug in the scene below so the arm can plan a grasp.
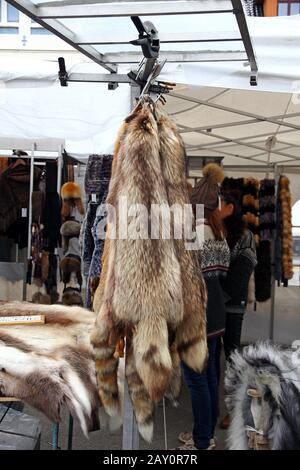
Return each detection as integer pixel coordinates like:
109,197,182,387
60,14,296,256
0,302,100,436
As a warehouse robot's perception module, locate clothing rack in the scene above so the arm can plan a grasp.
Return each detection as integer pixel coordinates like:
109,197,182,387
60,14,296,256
0,138,64,301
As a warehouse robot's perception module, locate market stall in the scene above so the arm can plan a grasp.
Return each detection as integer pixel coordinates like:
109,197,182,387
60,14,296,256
0,0,300,452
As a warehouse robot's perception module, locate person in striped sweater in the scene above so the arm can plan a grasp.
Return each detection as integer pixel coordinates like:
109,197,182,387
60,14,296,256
178,164,230,450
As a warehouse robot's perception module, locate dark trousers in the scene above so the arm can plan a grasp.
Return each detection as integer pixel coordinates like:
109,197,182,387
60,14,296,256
216,312,244,384
223,312,244,360
182,338,219,449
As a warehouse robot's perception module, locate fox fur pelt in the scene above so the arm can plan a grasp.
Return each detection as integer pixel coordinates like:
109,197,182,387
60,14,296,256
0,302,100,436
91,99,207,442
225,342,300,450
279,176,293,281
157,109,207,373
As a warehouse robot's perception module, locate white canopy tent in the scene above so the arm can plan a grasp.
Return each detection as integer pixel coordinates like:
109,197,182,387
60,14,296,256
0,2,300,182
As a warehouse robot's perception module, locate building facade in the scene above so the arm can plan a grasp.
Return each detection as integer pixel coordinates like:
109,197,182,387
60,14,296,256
244,0,300,16
0,0,80,63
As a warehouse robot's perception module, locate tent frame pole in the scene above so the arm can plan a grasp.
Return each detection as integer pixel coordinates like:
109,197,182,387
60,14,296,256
121,84,141,451
23,145,35,301
269,165,280,341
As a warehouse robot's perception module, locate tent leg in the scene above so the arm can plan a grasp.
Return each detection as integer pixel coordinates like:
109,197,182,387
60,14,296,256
122,380,139,450
269,167,280,341
23,147,35,301
269,265,276,341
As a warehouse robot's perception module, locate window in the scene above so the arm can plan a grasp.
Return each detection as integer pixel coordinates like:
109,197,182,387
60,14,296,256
0,0,19,34
278,1,300,15
30,28,51,35
7,4,19,22
0,26,17,33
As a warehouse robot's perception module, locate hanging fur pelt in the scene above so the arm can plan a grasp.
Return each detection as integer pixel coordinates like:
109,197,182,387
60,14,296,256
108,103,184,403
91,120,156,442
91,99,207,442
279,176,293,281
157,109,207,373
225,342,300,450
91,120,130,429
0,302,100,437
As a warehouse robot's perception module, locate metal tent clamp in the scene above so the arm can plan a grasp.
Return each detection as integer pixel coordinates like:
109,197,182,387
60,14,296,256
58,15,175,100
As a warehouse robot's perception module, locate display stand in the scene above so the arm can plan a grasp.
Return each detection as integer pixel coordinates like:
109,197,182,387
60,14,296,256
0,138,64,301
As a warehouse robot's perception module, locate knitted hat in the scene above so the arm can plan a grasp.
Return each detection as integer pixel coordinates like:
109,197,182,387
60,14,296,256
191,163,224,210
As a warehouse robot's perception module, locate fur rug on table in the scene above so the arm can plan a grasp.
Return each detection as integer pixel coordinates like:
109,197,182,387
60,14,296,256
0,302,100,437
225,341,300,450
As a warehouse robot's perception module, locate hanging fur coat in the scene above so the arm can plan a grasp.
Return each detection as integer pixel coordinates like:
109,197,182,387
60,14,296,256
0,302,100,436
91,99,207,442
225,342,300,450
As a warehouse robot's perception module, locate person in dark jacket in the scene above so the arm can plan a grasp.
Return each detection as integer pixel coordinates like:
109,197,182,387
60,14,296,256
177,164,230,450
218,190,257,429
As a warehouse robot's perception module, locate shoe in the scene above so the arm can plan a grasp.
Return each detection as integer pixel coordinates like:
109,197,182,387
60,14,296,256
178,431,216,449
219,414,231,430
175,442,215,451
178,431,193,445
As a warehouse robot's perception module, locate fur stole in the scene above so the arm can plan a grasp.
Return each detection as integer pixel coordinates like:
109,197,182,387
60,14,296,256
279,176,293,281
91,100,207,442
0,302,100,436
225,342,300,450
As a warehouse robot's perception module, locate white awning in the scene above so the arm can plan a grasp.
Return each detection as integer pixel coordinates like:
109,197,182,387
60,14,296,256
0,4,299,172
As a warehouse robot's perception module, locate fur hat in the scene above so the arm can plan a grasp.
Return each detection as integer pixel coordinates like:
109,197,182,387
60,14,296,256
60,220,81,250
60,220,81,238
60,256,81,273
62,287,83,306
61,182,82,200
32,292,51,304
61,182,85,220
60,237,82,288
190,163,224,210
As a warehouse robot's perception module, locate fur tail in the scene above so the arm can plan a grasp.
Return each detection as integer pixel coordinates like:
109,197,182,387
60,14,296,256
75,198,85,215
165,346,181,407
90,305,121,419
133,315,172,402
178,335,208,373
126,336,155,443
